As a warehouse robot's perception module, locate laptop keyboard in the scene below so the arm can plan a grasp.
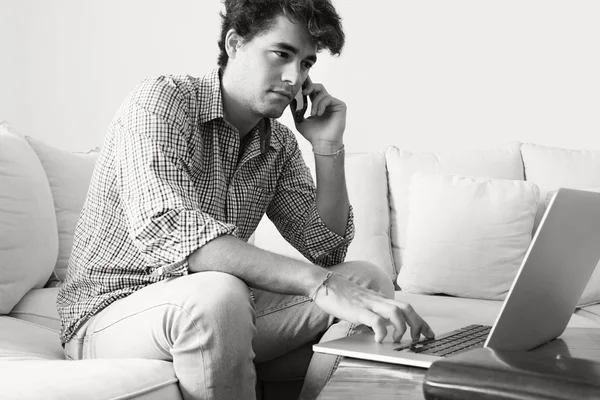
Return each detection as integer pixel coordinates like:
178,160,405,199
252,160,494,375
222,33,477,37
394,324,491,357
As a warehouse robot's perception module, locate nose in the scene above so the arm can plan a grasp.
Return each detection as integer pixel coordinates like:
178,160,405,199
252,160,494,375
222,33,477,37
281,62,303,88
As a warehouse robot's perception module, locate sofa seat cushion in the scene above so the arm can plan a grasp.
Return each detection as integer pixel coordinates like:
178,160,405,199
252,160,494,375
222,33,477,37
395,291,600,333
0,316,65,360
395,291,503,324
575,304,600,325
0,359,181,400
9,287,61,331
0,316,181,399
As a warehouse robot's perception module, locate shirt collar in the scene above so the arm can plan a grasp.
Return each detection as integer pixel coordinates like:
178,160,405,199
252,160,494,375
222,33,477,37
199,67,274,154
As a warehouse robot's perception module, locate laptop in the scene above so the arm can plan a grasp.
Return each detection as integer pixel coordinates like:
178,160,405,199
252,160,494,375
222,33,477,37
313,188,600,368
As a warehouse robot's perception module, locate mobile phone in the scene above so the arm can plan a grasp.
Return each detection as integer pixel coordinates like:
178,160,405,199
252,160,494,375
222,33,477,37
290,80,309,124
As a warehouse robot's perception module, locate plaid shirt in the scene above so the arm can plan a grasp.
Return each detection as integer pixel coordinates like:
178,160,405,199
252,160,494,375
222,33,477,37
57,68,354,344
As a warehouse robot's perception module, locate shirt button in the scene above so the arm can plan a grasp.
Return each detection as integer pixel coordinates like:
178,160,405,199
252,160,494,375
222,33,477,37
227,146,234,154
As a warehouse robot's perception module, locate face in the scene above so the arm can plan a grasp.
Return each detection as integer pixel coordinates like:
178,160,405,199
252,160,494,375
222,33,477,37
225,15,318,120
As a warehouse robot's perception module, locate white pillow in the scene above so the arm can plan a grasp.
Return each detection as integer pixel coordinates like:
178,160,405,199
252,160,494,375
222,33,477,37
0,122,59,313
545,188,600,308
398,172,539,300
252,151,395,280
24,136,99,282
522,143,600,233
385,143,525,282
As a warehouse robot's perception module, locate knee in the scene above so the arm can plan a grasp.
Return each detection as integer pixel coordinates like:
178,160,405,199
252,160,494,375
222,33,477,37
336,261,395,299
172,272,255,331
193,272,254,321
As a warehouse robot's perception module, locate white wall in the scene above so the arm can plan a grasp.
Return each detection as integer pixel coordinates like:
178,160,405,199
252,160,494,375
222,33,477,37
1,0,599,153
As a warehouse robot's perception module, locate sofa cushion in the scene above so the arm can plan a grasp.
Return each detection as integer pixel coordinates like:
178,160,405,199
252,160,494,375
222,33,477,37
0,359,181,400
0,316,63,360
395,291,503,323
575,304,600,326
385,143,524,282
24,136,99,282
0,122,59,314
544,189,600,308
8,287,61,331
253,151,395,281
396,291,600,331
522,143,600,232
0,315,181,399
397,173,539,300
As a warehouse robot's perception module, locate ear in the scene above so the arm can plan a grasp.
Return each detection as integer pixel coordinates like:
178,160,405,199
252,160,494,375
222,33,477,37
225,29,244,60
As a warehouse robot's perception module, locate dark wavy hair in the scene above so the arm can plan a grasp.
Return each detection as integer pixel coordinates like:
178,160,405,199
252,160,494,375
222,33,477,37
217,0,345,68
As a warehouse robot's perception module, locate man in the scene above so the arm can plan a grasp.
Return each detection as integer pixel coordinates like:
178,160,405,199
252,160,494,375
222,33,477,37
57,1,434,399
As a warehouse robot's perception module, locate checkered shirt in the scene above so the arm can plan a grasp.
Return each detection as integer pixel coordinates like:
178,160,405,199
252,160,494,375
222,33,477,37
56,68,354,344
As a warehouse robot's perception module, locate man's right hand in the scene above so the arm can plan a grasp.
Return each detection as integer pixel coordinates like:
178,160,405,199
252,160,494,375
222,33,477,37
312,273,435,343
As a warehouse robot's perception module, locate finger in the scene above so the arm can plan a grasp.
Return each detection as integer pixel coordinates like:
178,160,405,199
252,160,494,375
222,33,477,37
396,303,433,341
389,308,407,342
370,302,407,342
317,97,334,116
305,83,327,103
360,309,388,343
302,75,314,95
374,300,428,342
308,89,329,116
423,321,435,339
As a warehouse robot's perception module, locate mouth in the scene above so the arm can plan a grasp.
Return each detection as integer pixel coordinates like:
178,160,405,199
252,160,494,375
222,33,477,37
271,90,292,101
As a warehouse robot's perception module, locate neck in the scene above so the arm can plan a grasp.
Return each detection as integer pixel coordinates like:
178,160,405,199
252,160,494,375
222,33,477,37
220,67,260,137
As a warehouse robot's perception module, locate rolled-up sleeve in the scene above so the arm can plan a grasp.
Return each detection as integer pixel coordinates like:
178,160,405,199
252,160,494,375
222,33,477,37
114,84,236,276
267,140,355,267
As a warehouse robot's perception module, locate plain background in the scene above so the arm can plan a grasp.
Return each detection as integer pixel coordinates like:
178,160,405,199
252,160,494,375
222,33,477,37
1,0,599,153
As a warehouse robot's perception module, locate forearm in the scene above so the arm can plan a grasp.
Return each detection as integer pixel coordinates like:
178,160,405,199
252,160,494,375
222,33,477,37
313,143,349,236
187,234,328,296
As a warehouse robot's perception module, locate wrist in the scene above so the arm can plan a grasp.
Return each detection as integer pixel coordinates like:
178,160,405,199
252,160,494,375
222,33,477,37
304,267,331,298
311,141,344,155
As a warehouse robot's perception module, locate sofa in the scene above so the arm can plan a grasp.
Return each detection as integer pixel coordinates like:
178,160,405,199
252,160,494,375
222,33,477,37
2,118,600,400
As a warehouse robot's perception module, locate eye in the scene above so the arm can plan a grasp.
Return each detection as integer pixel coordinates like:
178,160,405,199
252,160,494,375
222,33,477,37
273,51,289,59
302,61,313,70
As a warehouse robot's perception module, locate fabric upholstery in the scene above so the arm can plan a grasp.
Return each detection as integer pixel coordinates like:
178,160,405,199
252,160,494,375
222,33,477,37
385,143,524,281
398,172,539,300
521,143,600,231
24,136,99,282
9,287,61,331
0,359,181,400
0,122,58,314
575,304,600,325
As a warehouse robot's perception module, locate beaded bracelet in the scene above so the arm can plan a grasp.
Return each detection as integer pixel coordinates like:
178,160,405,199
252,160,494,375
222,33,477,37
310,271,334,302
312,145,345,160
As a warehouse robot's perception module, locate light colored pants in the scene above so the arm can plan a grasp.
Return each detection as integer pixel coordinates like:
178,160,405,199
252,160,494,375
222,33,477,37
64,261,394,400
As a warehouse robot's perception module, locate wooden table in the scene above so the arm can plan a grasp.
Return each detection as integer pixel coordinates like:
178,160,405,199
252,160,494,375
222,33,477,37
317,327,600,400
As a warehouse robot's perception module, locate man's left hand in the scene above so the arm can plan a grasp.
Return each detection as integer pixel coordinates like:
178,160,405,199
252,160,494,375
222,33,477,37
294,77,346,152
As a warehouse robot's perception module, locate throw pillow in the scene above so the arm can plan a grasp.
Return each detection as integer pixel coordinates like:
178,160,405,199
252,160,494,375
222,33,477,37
0,121,59,313
385,143,525,287
398,172,539,300
24,136,99,282
545,188,600,307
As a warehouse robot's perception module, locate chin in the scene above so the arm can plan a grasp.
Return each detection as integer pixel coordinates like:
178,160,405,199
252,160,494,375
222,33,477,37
258,105,286,119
